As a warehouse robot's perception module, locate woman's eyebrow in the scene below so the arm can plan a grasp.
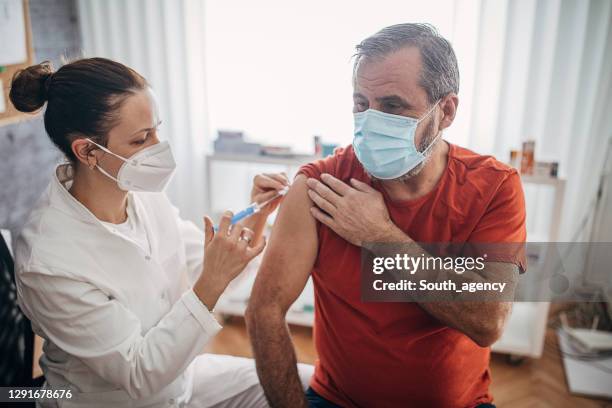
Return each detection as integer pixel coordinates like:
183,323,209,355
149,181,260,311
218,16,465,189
129,120,162,136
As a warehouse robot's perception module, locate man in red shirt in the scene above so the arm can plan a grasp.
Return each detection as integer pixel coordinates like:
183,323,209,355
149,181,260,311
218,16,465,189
246,23,525,408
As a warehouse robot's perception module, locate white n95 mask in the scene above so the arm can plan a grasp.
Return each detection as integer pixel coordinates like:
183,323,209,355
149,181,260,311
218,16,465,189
352,101,440,180
86,138,177,192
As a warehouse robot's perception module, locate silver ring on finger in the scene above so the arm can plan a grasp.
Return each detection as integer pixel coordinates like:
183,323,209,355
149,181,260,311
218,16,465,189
239,228,253,244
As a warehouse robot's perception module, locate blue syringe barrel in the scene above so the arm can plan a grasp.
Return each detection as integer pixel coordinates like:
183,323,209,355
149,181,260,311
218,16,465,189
213,203,258,231
230,204,257,224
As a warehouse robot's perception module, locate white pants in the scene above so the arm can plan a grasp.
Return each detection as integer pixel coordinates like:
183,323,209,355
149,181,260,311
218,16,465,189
181,354,314,408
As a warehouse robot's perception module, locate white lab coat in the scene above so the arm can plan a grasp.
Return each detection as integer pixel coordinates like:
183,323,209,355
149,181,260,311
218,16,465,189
13,163,263,407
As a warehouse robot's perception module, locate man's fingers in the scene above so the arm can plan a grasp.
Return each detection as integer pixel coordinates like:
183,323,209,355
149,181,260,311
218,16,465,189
321,173,351,196
204,216,214,246
306,177,341,205
218,211,233,235
350,178,376,193
307,189,336,215
310,206,336,228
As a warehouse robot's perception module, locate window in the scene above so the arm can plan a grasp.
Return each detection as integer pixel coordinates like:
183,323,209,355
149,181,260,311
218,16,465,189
205,0,459,153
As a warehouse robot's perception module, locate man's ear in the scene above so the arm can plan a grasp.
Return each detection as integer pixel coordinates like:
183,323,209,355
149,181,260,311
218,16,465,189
438,94,458,131
71,137,97,170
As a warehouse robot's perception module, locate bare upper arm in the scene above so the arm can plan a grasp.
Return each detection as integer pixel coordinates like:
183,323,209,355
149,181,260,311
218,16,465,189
249,174,318,313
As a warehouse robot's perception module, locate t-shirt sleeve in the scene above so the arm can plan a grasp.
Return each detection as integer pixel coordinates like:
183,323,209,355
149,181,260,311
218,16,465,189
297,146,352,181
298,155,336,180
467,171,527,273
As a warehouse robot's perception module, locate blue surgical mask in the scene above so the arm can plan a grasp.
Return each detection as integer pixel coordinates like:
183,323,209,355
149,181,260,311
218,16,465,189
352,102,440,179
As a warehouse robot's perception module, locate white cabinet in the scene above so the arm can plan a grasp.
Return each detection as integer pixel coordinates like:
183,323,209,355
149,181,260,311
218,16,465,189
491,175,566,358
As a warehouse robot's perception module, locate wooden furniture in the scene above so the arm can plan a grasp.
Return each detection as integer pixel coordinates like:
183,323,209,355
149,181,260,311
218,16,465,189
0,0,34,126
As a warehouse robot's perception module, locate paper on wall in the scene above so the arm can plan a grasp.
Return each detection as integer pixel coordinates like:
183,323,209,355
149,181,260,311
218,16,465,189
0,79,5,113
0,0,28,66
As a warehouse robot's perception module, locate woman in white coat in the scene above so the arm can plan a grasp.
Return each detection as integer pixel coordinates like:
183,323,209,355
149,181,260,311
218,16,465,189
9,58,312,407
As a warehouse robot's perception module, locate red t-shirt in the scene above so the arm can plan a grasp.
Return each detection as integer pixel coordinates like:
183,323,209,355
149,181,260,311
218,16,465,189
298,143,526,408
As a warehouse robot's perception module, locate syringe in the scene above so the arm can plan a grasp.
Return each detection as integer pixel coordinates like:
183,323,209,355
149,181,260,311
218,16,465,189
214,186,289,231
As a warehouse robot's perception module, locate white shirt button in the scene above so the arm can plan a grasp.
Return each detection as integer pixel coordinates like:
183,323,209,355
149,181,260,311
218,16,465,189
145,255,151,260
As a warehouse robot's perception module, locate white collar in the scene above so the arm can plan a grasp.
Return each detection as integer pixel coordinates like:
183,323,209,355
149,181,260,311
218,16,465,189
49,162,139,229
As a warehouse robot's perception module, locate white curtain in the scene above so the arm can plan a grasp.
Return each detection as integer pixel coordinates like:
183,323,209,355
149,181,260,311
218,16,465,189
76,0,611,241
76,0,209,224
450,0,612,241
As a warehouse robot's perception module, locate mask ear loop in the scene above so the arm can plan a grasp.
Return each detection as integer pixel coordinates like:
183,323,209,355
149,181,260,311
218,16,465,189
416,101,443,154
421,130,443,156
85,138,130,163
415,100,441,125
85,138,126,184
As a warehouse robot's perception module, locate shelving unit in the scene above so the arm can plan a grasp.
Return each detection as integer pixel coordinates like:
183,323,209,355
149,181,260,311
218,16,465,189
205,153,316,218
491,175,566,359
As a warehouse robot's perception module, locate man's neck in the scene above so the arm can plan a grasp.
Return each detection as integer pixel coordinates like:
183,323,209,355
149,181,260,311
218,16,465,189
69,166,129,224
378,141,450,202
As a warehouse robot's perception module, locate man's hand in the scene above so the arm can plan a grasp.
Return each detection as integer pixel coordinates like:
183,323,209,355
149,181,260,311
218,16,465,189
306,173,402,246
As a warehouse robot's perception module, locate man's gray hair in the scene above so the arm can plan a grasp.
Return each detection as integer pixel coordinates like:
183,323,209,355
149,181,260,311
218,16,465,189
354,23,460,104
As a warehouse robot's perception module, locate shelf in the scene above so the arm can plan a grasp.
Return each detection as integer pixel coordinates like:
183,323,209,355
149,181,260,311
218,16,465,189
491,302,549,357
520,174,566,186
206,153,317,167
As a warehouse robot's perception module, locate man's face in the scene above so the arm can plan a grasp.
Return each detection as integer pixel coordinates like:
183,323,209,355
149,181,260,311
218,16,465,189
352,46,439,179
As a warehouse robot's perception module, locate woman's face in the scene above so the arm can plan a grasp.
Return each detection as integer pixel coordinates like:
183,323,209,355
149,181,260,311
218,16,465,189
93,88,162,178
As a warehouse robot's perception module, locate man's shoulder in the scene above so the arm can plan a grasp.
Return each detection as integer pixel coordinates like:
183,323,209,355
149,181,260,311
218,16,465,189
298,145,364,182
449,143,519,187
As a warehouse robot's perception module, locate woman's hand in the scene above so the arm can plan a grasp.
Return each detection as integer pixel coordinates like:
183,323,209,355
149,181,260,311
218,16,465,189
194,211,266,310
251,173,290,217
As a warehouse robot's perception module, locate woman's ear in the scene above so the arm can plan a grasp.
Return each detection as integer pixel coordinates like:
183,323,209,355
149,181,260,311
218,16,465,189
71,137,97,170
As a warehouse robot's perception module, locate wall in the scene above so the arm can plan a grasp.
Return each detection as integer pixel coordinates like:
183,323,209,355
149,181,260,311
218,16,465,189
0,0,81,238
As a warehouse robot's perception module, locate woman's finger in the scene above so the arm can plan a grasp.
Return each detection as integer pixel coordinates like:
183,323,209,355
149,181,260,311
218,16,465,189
263,172,290,186
218,210,233,236
256,189,279,203
255,174,285,191
203,216,214,246
237,227,254,250
229,220,243,241
246,236,266,260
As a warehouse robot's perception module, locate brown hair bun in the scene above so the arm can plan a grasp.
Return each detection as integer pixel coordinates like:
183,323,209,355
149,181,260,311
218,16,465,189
9,61,54,112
